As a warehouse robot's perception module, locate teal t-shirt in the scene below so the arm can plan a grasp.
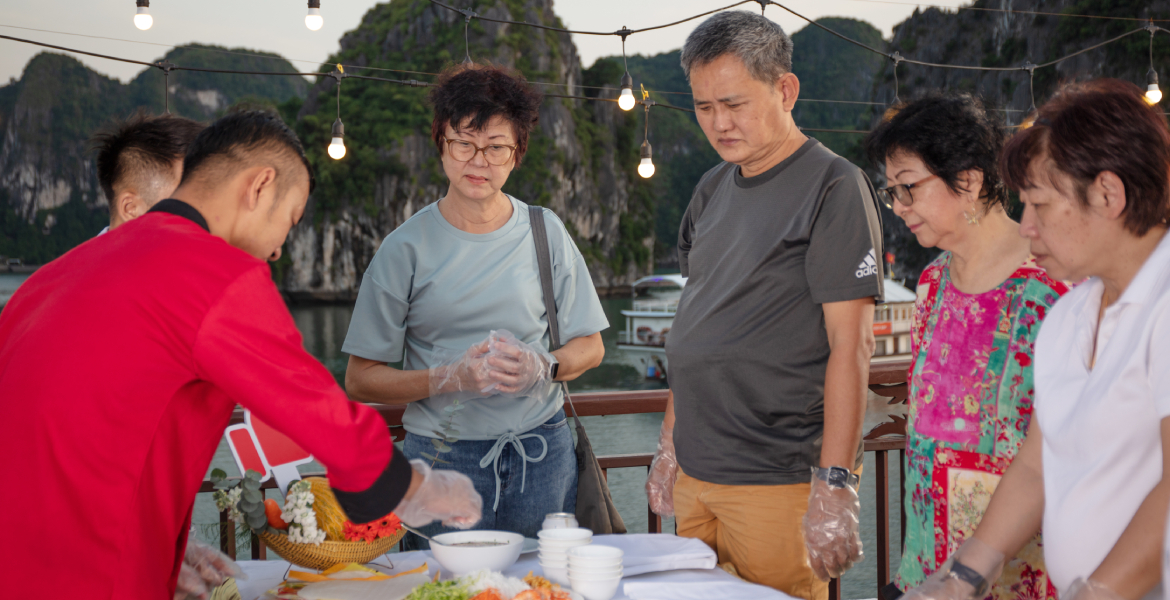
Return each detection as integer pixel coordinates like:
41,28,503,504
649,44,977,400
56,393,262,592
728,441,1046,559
342,195,609,440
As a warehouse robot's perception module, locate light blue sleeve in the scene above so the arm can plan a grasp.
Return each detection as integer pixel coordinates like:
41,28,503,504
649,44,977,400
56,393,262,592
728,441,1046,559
543,209,610,342
341,235,413,363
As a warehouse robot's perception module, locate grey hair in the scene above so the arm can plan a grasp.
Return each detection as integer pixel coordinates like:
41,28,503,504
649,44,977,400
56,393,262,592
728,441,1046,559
680,11,793,84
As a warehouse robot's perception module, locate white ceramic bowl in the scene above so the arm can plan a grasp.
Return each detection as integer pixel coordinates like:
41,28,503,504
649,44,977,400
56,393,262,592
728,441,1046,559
569,573,622,600
540,538,591,549
569,564,623,576
540,552,569,563
538,527,594,542
567,544,624,561
430,530,525,576
541,563,571,586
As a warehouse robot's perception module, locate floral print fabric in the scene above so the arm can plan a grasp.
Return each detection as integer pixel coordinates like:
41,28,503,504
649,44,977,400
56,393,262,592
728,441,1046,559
893,253,1067,599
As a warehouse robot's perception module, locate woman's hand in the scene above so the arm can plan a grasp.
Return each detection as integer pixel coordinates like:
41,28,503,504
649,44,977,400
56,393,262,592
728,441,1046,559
428,339,497,397
481,330,555,397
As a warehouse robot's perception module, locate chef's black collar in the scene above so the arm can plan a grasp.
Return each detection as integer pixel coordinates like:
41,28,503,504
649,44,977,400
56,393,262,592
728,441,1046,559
148,199,210,233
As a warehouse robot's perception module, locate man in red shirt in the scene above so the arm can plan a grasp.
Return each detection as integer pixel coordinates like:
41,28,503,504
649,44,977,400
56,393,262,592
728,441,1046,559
0,110,482,598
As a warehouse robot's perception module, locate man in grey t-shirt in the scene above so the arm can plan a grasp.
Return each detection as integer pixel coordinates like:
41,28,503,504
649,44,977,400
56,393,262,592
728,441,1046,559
644,12,883,600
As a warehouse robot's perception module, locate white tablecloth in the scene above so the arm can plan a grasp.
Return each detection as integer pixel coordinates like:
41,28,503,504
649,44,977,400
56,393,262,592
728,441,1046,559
236,534,794,600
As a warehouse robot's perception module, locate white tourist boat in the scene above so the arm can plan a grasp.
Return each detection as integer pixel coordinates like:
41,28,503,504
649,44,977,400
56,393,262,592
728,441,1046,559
616,273,916,378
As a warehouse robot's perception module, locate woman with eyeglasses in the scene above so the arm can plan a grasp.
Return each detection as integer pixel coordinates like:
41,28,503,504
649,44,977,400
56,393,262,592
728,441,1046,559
863,93,1067,600
342,63,608,547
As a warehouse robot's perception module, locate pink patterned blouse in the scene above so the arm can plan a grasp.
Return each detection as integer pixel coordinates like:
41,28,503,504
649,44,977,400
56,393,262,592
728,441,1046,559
893,252,1068,599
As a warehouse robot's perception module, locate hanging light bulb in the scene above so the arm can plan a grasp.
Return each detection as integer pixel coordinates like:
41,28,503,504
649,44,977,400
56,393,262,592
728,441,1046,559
327,118,346,160
133,0,153,30
638,140,655,178
305,0,324,31
618,72,636,111
1147,68,1162,105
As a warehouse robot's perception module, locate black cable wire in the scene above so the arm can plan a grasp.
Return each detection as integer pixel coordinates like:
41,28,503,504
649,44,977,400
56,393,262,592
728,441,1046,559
425,0,757,36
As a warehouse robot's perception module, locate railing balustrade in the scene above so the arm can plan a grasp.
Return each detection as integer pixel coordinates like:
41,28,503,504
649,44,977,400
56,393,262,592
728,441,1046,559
198,359,911,600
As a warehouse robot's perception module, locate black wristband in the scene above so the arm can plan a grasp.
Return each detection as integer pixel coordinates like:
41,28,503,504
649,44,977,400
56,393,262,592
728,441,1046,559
949,562,990,598
331,448,414,524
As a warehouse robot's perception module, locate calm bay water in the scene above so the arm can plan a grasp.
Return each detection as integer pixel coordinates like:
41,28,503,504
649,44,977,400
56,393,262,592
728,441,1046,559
1,272,900,598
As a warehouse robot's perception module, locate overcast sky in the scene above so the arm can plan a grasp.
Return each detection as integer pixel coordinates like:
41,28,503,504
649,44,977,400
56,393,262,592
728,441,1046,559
1,0,967,89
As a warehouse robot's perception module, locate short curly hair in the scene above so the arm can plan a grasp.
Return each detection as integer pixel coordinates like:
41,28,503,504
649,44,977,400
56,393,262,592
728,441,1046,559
429,63,543,166
1001,79,1170,236
864,93,1008,211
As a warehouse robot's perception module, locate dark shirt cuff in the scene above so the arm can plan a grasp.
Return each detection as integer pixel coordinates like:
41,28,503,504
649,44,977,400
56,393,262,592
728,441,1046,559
331,447,414,524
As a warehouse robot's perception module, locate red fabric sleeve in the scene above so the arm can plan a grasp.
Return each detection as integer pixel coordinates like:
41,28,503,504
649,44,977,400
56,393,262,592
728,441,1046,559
192,266,405,500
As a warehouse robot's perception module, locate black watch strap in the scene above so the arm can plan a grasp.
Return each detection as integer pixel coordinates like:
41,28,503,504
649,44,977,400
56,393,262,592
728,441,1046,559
549,360,559,379
949,562,990,598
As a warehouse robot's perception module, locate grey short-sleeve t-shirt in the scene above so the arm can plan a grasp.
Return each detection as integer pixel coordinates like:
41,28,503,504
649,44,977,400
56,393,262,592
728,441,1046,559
667,138,884,486
342,195,609,440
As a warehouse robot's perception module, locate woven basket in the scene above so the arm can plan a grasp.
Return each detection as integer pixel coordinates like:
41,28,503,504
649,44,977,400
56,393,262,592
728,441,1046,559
259,528,406,570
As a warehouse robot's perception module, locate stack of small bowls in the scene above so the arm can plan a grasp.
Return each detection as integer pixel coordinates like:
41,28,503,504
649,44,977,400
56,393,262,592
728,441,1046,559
567,544,624,600
537,527,592,585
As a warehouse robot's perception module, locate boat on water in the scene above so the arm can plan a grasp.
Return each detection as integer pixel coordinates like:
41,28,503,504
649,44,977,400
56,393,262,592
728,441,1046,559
616,273,917,379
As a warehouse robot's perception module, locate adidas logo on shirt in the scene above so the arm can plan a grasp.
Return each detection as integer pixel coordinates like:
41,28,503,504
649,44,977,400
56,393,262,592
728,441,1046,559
855,248,878,278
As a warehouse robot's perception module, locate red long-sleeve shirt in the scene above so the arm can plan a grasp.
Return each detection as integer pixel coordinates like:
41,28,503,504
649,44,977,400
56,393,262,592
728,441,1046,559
0,201,410,598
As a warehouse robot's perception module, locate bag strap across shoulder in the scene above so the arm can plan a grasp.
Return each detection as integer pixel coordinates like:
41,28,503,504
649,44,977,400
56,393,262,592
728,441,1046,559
529,206,581,425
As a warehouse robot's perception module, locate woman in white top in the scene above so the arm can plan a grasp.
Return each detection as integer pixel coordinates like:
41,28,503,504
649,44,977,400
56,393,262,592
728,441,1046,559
901,79,1170,600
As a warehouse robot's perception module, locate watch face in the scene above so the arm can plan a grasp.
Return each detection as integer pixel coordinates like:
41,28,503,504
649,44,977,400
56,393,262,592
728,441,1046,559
827,468,849,488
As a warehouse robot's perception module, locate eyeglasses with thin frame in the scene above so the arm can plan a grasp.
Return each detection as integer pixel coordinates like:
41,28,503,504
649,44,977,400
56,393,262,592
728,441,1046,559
877,174,939,209
442,137,518,166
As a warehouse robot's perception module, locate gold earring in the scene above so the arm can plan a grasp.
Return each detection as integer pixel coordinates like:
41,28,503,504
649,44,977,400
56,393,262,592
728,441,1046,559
963,209,981,225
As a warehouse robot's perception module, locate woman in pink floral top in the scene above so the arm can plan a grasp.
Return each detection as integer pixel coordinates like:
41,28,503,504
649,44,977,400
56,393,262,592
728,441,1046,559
864,94,1068,600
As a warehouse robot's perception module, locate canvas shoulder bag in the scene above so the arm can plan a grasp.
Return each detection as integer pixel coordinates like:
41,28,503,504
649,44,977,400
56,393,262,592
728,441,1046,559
529,205,627,534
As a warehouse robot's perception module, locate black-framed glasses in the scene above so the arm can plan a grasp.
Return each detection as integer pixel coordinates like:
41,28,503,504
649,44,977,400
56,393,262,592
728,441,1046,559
442,137,517,166
877,174,938,209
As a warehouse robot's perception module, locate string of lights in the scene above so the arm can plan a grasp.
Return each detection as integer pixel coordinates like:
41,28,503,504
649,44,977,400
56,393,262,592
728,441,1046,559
6,0,1170,176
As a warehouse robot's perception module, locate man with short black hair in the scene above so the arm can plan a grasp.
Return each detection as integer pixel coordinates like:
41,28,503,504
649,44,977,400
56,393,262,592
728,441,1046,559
644,11,884,600
91,110,204,232
0,109,483,599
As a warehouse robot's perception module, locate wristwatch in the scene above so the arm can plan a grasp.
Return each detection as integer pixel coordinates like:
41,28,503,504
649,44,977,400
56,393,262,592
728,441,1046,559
812,466,860,490
947,562,990,598
548,356,560,380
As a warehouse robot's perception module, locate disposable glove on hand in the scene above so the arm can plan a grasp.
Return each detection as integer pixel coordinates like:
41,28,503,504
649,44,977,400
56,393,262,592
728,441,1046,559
900,537,1005,600
174,540,243,600
1064,579,1126,600
393,459,483,529
645,422,679,517
802,468,864,581
428,339,496,397
480,329,555,397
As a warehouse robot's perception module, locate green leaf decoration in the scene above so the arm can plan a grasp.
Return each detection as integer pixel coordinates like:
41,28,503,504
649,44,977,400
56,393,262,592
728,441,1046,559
246,511,268,531
238,499,260,513
242,480,261,492
444,435,459,443
214,479,236,490
443,405,458,414
242,488,262,503
210,468,227,482
431,438,445,450
437,445,453,453
421,452,450,464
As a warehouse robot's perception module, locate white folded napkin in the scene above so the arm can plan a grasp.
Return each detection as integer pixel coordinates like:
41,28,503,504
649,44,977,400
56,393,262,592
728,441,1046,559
624,580,792,600
590,534,717,576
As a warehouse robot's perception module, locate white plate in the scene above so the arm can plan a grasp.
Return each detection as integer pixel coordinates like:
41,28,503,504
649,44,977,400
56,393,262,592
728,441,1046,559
521,537,540,554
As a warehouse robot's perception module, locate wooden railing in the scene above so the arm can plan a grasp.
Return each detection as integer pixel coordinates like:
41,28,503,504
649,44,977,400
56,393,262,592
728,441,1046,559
200,359,910,600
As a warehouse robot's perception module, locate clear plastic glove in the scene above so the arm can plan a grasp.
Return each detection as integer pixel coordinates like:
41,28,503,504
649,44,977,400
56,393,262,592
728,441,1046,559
393,459,483,529
480,329,555,397
428,339,496,397
1063,579,1125,600
174,540,243,600
645,421,679,517
900,537,1005,600
802,467,864,581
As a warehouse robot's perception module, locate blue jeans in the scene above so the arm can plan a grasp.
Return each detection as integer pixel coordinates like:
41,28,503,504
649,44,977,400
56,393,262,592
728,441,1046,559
401,409,577,550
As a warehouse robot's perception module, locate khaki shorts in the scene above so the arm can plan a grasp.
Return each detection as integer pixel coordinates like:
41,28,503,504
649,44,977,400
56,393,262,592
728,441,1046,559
674,468,860,600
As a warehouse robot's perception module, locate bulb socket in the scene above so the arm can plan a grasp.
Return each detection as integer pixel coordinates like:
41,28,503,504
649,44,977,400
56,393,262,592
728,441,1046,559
1149,68,1160,86
331,118,344,138
308,0,321,8
639,139,652,160
621,72,633,90
137,0,149,7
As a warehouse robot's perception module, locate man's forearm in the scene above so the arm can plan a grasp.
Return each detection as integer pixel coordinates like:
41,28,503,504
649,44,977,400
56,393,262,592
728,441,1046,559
820,344,868,468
